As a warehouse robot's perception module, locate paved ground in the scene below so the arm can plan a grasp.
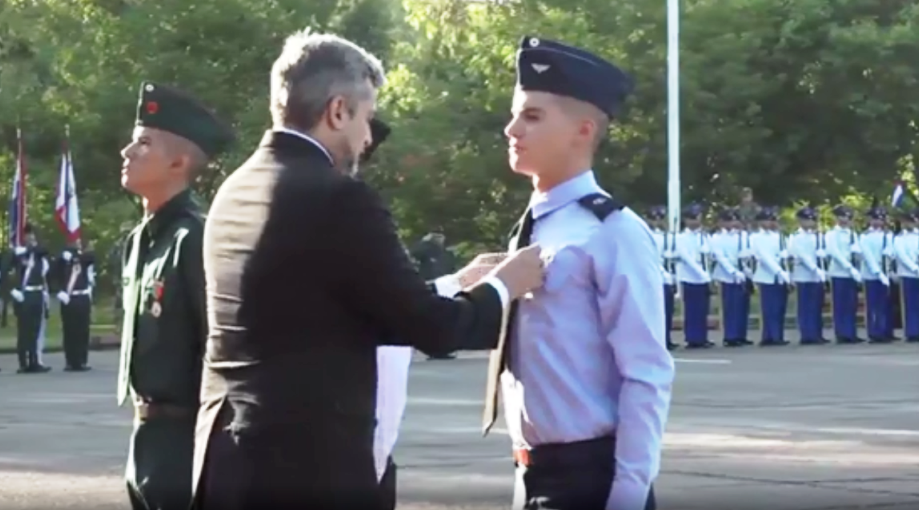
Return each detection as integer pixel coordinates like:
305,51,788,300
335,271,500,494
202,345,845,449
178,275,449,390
0,335,917,510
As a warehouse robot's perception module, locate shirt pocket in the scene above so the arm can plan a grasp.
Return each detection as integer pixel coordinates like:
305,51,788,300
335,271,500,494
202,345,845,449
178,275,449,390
542,247,585,294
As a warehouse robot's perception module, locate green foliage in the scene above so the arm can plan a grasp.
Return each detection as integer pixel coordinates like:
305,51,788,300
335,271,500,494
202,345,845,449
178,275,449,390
1,0,918,256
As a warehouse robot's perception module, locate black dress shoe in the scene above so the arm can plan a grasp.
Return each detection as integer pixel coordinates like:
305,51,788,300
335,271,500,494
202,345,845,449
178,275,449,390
30,364,52,373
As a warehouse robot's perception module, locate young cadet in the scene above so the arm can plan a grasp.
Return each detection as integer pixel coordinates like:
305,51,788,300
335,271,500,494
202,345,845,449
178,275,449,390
675,203,713,349
824,205,865,344
10,224,53,373
489,35,673,510
859,205,895,343
647,205,678,350
750,208,790,346
711,208,750,347
117,81,234,510
55,238,96,371
788,206,828,344
892,209,919,342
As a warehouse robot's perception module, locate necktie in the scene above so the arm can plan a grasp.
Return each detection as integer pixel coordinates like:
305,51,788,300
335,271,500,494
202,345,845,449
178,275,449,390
116,223,148,406
482,208,534,436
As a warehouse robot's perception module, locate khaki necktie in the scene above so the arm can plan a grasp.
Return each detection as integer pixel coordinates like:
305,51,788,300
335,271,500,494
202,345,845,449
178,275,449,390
482,208,534,436
116,223,148,406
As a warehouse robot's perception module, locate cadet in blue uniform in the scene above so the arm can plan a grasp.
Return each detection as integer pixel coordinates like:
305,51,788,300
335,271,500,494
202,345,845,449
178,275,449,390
647,206,678,351
750,208,791,346
675,203,714,348
486,35,673,510
825,205,865,344
710,208,751,347
893,208,919,342
859,205,895,343
787,206,829,344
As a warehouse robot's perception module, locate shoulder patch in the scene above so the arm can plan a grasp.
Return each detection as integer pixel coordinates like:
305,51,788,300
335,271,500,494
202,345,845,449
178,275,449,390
577,193,623,221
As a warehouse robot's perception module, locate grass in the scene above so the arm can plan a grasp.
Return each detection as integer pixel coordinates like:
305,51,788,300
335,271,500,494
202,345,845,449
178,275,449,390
0,302,118,352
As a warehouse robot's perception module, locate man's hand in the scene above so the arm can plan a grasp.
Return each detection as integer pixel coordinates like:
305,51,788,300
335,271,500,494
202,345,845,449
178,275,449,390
454,252,507,288
488,244,546,299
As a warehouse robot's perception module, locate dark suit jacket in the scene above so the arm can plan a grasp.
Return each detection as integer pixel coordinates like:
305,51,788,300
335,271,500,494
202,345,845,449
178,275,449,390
193,131,503,508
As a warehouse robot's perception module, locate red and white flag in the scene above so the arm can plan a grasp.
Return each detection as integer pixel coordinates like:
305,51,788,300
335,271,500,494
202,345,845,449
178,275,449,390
54,127,81,242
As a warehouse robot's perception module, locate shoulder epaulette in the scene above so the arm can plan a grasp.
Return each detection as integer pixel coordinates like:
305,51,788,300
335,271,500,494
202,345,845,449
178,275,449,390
577,193,623,222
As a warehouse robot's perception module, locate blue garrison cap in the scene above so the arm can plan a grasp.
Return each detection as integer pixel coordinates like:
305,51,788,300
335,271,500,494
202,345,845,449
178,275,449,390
865,206,887,220
756,207,778,221
682,203,704,219
832,205,853,219
718,208,738,222
796,206,817,221
648,205,666,220
516,36,634,118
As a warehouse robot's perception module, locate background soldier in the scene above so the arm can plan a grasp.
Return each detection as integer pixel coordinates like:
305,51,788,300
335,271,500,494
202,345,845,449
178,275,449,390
410,228,459,360
10,224,52,373
116,81,233,510
55,238,95,371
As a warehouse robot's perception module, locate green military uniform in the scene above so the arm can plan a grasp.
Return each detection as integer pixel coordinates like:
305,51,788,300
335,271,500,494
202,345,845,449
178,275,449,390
11,243,52,373
116,81,233,510
55,248,95,371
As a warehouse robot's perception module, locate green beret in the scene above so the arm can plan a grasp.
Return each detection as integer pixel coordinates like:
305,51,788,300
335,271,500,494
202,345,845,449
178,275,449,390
134,81,234,158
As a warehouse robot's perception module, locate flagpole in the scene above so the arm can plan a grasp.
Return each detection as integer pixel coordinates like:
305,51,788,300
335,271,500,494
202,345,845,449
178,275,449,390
666,0,681,233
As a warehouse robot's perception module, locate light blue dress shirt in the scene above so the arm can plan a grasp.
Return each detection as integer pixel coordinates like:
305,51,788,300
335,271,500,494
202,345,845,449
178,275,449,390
502,170,675,510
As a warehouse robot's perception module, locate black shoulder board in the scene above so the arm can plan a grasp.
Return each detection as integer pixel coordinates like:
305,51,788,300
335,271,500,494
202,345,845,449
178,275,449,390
577,193,623,221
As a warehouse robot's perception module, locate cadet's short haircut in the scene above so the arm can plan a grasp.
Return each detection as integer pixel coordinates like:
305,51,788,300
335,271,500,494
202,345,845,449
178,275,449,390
270,29,386,131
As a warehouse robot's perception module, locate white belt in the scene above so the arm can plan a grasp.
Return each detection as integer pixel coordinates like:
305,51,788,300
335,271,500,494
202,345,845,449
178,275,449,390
71,289,92,296
23,286,43,292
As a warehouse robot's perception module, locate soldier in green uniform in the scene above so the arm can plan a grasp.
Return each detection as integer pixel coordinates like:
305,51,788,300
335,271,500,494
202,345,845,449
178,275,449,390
116,81,233,510
54,238,95,371
10,224,52,374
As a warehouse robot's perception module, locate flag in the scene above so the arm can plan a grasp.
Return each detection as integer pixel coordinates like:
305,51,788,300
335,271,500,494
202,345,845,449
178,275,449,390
54,127,81,243
891,181,905,208
8,128,27,248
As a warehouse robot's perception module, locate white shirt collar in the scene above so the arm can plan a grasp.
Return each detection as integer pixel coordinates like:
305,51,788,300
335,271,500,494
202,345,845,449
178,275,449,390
273,127,334,164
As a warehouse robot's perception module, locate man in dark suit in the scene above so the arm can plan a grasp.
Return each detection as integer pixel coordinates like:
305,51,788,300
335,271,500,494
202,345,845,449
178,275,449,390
193,29,545,510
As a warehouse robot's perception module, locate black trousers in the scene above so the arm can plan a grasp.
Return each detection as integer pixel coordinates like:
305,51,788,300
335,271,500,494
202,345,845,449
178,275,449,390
379,456,397,510
513,437,656,510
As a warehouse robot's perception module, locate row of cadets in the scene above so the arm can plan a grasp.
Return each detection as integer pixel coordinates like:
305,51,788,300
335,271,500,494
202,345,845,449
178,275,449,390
859,202,897,343
893,208,919,342
749,207,791,346
824,205,866,344
788,205,830,344
710,208,753,347
646,206,680,350
675,203,716,349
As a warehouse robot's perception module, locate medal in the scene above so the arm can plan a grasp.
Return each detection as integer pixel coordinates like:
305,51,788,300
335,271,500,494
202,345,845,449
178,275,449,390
150,280,165,318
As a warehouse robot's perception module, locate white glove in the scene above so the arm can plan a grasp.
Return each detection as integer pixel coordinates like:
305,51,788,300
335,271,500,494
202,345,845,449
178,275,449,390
10,289,23,303
879,274,890,287
816,269,826,282
850,243,862,254
13,246,26,256
778,249,789,259
778,271,790,284
662,271,674,286
815,249,826,258
849,267,862,283
56,291,70,305
62,251,73,261
733,271,746,284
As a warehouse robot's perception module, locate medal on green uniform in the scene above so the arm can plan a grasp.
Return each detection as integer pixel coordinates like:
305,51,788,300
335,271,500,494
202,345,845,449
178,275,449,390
150,280,164,318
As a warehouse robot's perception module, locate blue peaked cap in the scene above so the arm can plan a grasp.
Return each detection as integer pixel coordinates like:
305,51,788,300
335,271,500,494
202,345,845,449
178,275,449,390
516,36,634,118
796,206,817,220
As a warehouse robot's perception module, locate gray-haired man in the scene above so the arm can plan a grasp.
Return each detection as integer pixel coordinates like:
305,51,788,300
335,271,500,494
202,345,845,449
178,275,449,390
193,29,546,510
